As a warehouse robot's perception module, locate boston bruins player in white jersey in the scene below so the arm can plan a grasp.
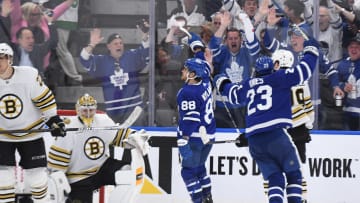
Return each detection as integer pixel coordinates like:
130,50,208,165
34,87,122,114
48,93,148,203
0,43,66,202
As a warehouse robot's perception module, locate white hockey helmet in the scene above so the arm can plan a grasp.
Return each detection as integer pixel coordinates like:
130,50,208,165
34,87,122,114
76,93,97,127
271,49,294,68
0,43,14,57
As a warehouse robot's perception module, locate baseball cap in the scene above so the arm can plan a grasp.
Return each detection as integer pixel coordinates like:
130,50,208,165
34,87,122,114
347,34,360,46
288,26,312,38
107,33,122,44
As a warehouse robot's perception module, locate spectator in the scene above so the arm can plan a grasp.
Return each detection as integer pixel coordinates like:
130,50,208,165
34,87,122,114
238,0,259,22
12,25,58,89
210,11,223,32
0,0,12,44
317,0,345,129
199,22,214,47
334,0,360,55
319,0,343,67
54,0,83,84
79,27,149,125
264,0,313,51
10,0,75,67
162,16,195,65
209,11,261,128
337,35,360,130
155,46,182,126
167,0,206,29
200,0,222,22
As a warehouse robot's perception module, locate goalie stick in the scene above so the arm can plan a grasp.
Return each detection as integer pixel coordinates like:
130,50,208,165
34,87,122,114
0,106,143,134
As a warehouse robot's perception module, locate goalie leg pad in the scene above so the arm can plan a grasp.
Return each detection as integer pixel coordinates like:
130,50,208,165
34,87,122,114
23,167,49,202
115,146,145,186
0,166,16,202
107,183,141,203
48,171,71,203
110,148,146,203
115,165,134,185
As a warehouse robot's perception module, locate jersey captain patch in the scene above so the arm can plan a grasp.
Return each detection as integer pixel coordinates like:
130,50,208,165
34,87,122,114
84,136,105,160
0,94,23,119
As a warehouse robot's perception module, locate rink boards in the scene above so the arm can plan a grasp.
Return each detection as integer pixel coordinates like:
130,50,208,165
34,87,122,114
39,127,360,203
133,128,360,203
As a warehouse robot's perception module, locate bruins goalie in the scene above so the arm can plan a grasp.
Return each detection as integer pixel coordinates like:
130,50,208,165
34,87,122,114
47,93,149,203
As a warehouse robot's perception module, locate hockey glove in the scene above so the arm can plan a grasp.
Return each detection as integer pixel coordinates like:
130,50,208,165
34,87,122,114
235,133,248,147
124,129,150,156
117,128,137,149
46,115,66,137
213,73,231,93
177,137,193,160
303,38,320,57
188,32,205,53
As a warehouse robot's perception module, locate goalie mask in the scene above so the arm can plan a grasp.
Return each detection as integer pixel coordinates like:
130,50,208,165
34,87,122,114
76,93,97,127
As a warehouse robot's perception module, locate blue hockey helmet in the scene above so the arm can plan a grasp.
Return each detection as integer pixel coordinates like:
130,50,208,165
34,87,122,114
255,56,274,76
184,58,209,79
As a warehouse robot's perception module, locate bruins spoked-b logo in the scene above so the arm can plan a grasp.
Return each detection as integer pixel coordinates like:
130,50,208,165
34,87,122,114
0,94,23,119
84,136,105,160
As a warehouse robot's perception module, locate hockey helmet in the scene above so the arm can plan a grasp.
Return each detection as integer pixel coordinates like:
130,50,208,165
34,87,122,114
271,49,294,68
76,93,97,127
0,43,13,57
184,58,209,79
255,56,274,76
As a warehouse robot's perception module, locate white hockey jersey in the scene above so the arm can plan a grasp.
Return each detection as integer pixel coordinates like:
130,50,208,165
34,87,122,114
0,66,57,142
291,81,314,128
47,114,133,184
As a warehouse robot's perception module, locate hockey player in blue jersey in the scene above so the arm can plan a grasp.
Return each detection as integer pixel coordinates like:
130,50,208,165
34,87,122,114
214,38,319,203
177,58,216,203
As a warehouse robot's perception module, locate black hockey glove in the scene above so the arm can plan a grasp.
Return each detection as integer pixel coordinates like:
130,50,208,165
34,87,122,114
46,115,66,137
235,133,248,147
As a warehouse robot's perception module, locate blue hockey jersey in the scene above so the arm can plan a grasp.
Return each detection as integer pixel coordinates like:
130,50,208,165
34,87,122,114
80,45,149,118
221,48,318,137
177,80,216,143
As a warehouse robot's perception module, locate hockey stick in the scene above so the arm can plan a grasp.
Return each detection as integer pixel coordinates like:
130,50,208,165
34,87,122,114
197,76,247,145
211,76,243,135
117,106,143,128
0,106,143,134
207,139,240,144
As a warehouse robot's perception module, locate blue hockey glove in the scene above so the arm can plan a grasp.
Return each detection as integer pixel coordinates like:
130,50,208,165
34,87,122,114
303,38,319,57
235,133,248,147
177,138,193,160
46,115,66,137
213,73,231,93
188,32,205,53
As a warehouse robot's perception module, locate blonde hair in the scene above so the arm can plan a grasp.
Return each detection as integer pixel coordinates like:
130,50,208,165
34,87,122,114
21,2,43,25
